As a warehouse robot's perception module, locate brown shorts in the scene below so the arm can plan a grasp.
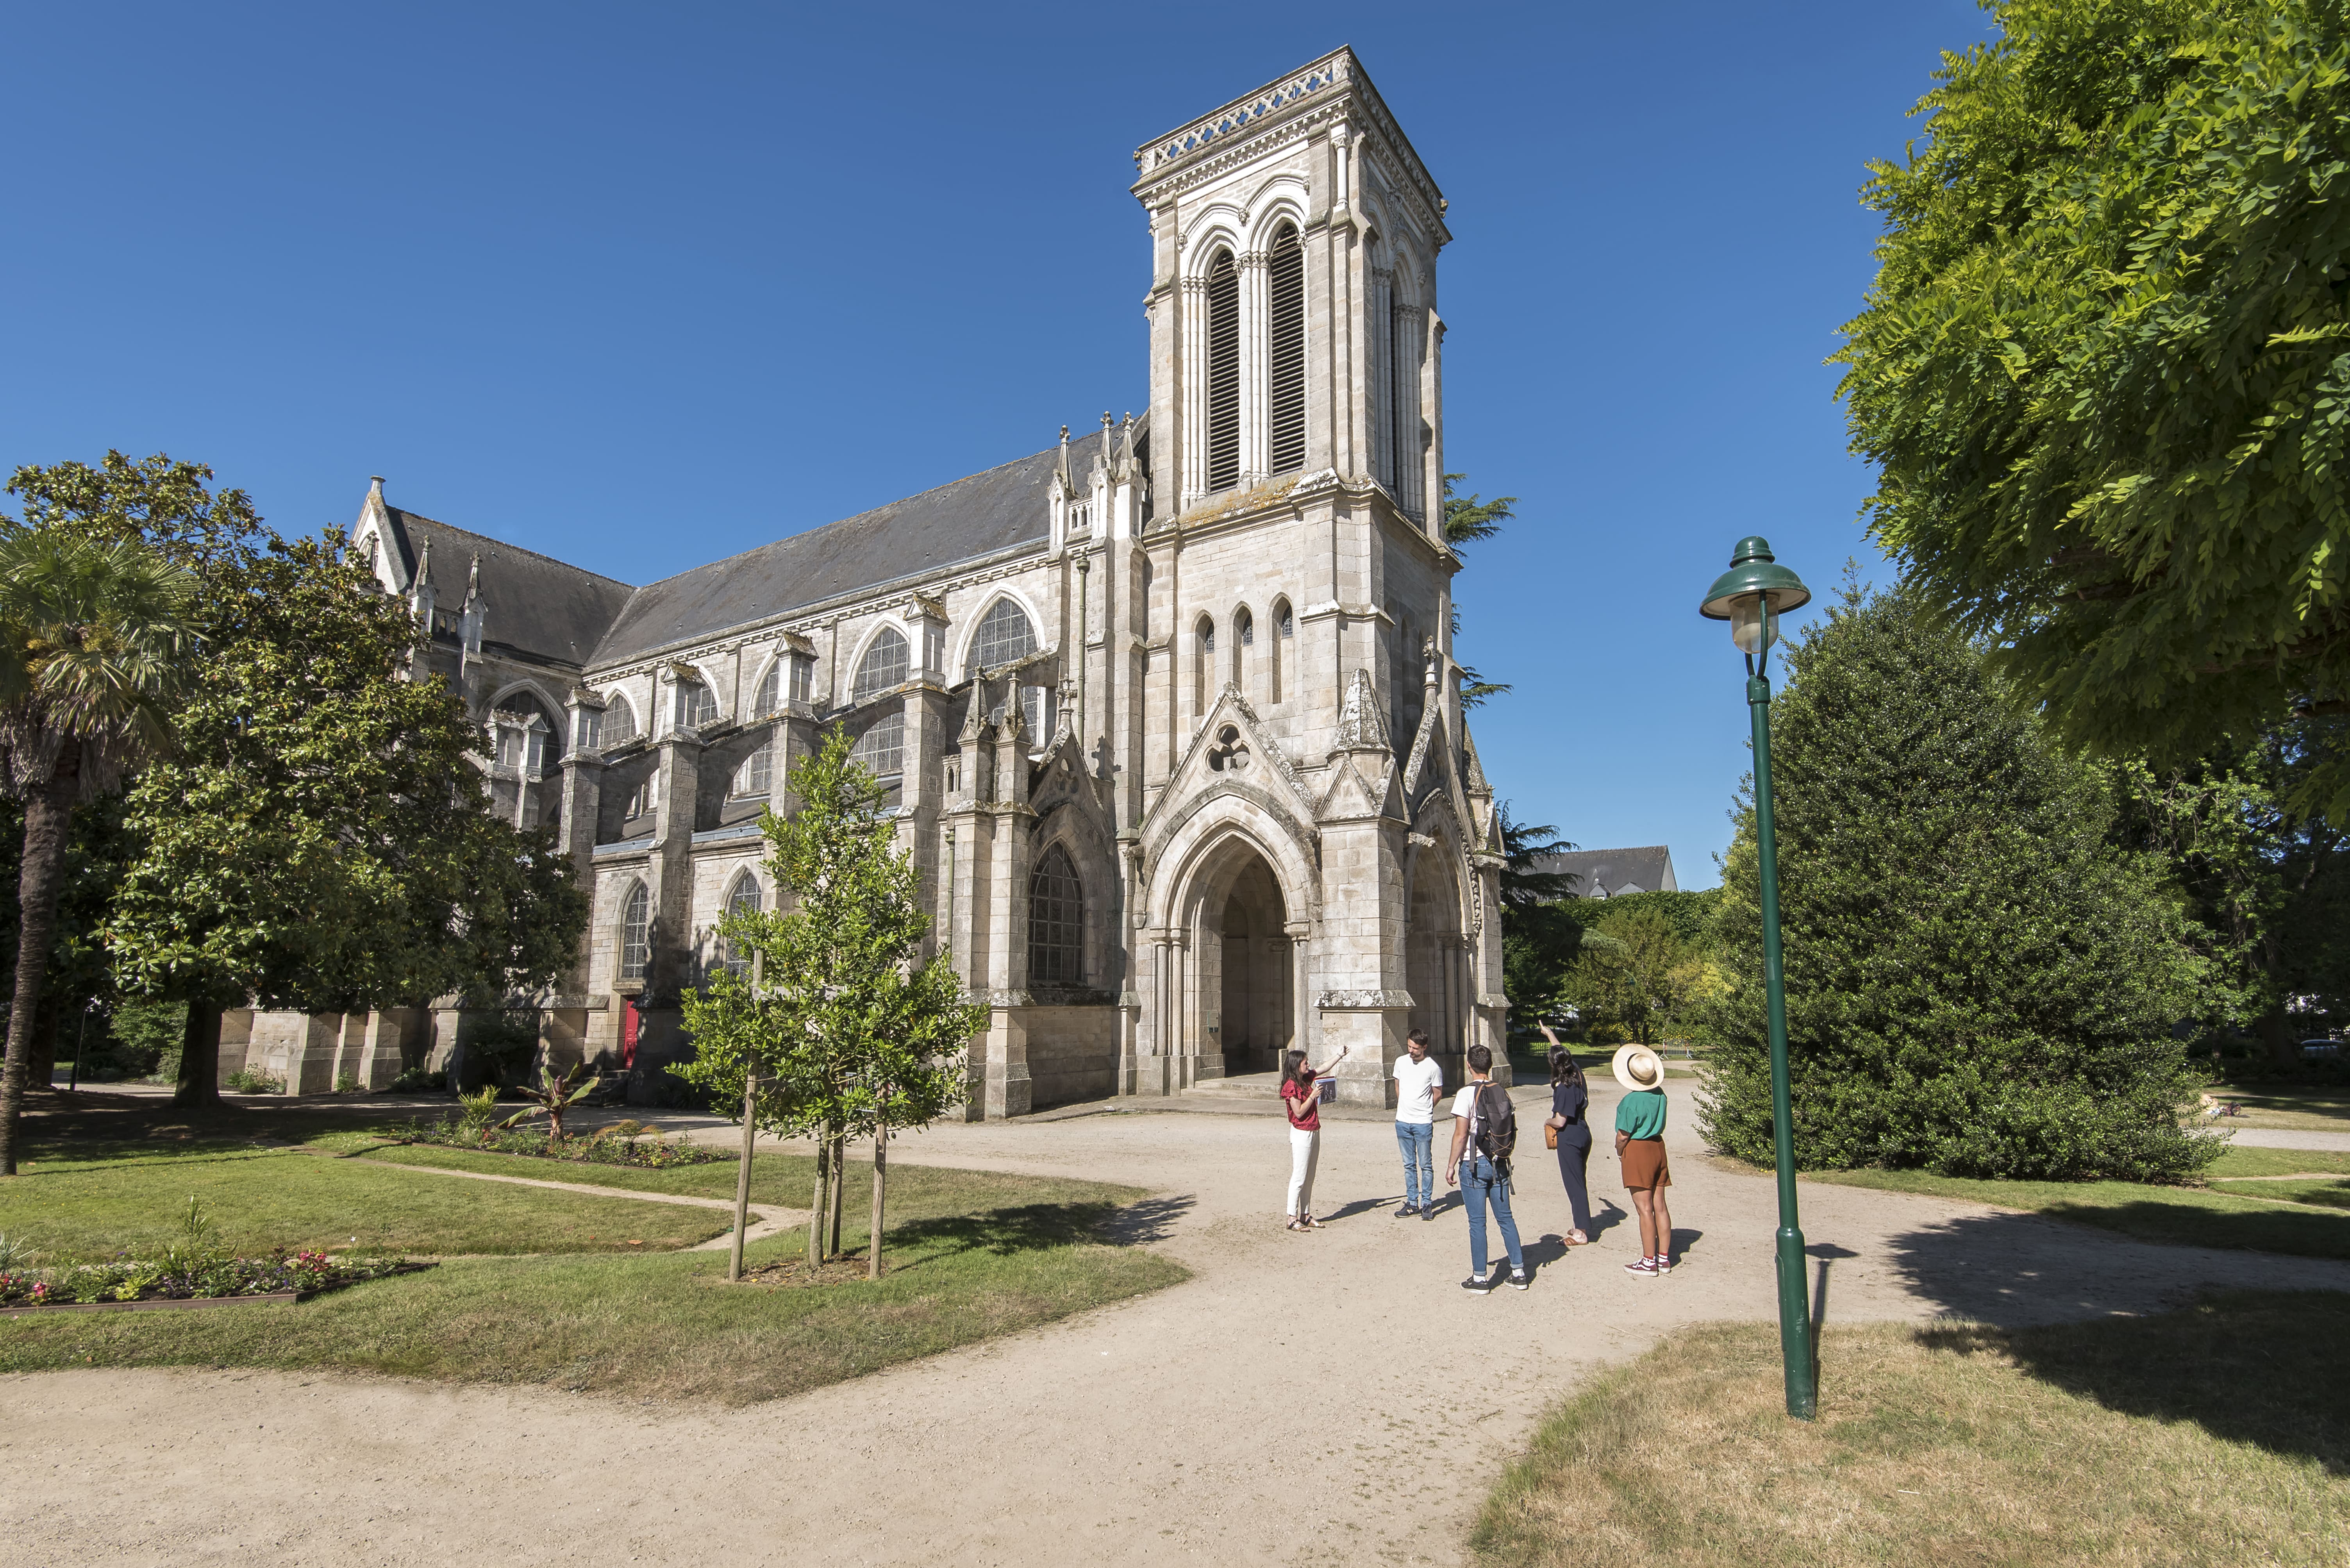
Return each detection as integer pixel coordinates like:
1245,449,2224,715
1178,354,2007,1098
1620,1136,1671,1190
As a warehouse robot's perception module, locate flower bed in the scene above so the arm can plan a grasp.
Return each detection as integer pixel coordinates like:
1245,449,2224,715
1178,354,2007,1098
398,1119,732,1168
0,1250,422,1311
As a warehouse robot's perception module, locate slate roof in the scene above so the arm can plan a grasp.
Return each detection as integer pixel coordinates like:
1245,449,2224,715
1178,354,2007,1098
1526,845,1679,899
586,430,1103,670
382,509,635,669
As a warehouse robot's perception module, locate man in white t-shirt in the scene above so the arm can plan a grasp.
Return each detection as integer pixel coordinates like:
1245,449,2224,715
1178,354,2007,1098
1391,1029,1445,1220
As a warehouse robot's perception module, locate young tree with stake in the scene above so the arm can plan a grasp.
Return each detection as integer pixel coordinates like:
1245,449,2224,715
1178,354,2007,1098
680,725,981,1278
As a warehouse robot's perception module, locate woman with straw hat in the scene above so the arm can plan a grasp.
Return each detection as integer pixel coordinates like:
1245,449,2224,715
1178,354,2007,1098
1611,1043,1674,1277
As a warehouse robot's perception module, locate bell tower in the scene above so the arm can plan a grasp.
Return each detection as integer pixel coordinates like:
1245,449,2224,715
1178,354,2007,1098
1132,46,1450,529
1120,52,1500,1111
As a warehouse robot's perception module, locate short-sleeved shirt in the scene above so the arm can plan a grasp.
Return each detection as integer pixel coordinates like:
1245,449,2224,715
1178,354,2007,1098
1615,1087,1668,1141
1392,1054,1445,1125
1451,1081,1494,1150
1551,1078,1589,1126
1281,1077,1320,1132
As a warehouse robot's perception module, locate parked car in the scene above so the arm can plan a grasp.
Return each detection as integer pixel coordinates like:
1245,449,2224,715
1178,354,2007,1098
2303,1039,2343,1060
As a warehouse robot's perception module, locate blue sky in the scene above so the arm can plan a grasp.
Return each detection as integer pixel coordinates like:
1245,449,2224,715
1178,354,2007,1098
3,2,1995,887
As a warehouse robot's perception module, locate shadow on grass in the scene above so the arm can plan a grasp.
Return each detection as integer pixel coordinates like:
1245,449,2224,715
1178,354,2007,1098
1881,1208,2350,1329
1919,1290,2350,1475
883,1200,1138,1271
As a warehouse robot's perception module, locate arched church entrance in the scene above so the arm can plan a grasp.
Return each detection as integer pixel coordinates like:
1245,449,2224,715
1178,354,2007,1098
1216,857,1293,1077
1170,832,1303,1086
1405,847,1468,1077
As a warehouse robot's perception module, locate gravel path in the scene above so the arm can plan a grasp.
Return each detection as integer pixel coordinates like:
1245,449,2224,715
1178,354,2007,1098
6,1079,2348,1568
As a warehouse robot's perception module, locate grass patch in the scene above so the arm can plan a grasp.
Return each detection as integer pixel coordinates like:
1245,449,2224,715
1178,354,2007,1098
1802,1166,2350,1260
2199,1084,2350,1132
2209,1147,2350,1180
1475,1291,2350,1567
2212,1177,2350,1211
0,1148,728,1261
0,1173,1186,1403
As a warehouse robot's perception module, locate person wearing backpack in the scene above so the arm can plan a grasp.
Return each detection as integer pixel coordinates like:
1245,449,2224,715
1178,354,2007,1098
1443,1042,1528,1293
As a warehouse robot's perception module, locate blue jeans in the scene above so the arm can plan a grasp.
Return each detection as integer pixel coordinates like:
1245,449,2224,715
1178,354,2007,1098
1395,1120,1435,1208
1460,1155,1525,1278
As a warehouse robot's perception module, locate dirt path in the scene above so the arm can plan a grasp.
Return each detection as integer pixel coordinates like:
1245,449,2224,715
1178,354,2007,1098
7,1080,2348,1568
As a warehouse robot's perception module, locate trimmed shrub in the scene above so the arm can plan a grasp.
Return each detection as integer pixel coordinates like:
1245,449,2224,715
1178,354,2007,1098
1700,588,2221,1181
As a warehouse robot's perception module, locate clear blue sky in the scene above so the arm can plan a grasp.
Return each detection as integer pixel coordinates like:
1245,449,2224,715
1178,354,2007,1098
4,2,1995,888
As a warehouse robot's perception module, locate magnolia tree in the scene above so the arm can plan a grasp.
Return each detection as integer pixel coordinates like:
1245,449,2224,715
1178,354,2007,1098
680,726,981,1277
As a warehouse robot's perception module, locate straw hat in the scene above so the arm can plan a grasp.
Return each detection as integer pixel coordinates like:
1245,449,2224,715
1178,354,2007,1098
1611,1043,1664,1092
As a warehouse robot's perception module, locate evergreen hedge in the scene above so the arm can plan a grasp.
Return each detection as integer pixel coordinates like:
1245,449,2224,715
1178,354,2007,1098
1700,589,2222,1181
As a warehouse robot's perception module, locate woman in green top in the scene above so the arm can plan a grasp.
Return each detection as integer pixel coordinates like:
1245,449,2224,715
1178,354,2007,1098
1610,1045,1674,1277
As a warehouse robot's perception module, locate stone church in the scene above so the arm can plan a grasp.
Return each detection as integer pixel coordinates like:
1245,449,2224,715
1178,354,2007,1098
231,47,1509,1114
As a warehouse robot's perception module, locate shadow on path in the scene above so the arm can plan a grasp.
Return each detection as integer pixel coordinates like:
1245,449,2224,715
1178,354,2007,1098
1096,1194,1196,1247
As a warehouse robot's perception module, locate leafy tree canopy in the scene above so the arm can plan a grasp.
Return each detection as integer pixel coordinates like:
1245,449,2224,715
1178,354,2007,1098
1441,473,1517,709
679,726,980,1143
1837,0,2350,814
107,532,585,1098
1700,584,2221,1180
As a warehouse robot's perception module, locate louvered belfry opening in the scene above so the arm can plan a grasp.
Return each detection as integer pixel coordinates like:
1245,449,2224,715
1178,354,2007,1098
1266,226,1306,474
1205,250,1241,493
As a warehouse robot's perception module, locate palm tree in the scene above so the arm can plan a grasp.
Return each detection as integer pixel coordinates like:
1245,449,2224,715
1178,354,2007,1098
0,527,198,1174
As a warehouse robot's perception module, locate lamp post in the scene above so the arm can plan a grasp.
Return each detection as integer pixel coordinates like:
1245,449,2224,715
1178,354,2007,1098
1699,536,1817,1421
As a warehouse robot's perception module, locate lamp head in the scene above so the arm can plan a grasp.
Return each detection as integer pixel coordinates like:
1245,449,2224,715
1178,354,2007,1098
1700,536,1811,655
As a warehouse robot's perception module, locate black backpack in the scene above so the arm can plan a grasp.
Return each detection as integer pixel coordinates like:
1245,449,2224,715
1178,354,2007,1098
1472,1082,1517,1167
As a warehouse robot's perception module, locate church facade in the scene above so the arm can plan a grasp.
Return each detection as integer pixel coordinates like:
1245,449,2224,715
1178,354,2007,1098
239,48,1509,1113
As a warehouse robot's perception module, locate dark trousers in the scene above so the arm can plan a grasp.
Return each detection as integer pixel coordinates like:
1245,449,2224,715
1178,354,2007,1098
1555,1126,1594,1232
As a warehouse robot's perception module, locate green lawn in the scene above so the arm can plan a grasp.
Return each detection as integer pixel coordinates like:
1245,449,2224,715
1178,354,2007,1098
1802,1163,2350,1260
1475,1292,2350,1568
0,1091,1189,1403
2199,1082,2350,1133
0,1148,729,1260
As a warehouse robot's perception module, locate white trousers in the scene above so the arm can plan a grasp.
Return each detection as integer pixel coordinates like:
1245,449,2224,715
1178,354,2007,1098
1286,1127,1321,1217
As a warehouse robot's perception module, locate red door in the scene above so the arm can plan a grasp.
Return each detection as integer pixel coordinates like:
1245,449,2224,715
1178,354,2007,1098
621,998,640,1070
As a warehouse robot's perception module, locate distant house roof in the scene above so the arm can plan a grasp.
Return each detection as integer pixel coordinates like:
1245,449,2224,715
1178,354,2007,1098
1527,845,1679,899
380,507,635,670
586,429,1107,669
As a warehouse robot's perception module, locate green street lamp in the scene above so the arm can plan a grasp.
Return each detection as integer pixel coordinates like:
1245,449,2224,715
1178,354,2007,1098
1699,535,1818,1421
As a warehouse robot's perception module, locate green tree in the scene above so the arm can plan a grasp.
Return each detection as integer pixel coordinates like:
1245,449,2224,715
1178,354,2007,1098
679,727,980,1276
107,533,586,1106
1496,804,1579,1023
1556,892,1727,1045
1442,474,1517,709
1700,585,2220,1181
0,452,274,1097
1837,0,2350,814
0,528,199,1173
2109,721,2349,1059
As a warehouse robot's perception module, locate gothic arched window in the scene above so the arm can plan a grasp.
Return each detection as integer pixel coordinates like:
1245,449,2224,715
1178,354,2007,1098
619,881,651,983
1029,845,1083,986
1266,224,1306,474
853,627,909,701
850,711,905,779
675,677,718,731
1270,596,1293,704
967,597,1038,676
753,659,780,718
600,692,638,746
720,870,761,979
1233,606,1253,693
1195,616,1216,715
731,742,773,798
1205,249,1241,492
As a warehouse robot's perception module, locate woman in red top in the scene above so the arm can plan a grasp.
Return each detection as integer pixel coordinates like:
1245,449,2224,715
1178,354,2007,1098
1280,1045,1348,1230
